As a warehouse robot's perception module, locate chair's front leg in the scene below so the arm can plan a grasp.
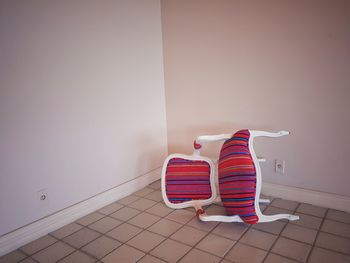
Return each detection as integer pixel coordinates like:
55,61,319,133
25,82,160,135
259,199,271,204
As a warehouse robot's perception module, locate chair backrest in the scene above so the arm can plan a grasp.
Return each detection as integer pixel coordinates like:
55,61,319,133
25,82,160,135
218,129,259,224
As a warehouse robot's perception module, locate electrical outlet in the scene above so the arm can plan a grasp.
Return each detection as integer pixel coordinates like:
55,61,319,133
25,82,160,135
37,189,48,205
275,160,285,174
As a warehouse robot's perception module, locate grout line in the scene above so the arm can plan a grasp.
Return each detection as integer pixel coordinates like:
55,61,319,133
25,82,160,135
18,255,40,263
304,208,329,263
175,204,254,262
10,186,350,263
261,202,301,263
136,204,220,261
18,238,60,260
73,197,168,262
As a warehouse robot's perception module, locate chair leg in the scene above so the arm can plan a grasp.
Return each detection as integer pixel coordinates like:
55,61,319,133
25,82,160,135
259,198,271,204
194,203,243,223
199,213,243,223
258,214,299,223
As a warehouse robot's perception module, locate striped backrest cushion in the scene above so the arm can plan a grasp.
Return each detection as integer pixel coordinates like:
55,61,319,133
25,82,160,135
165,158,212,204
218,129,259,224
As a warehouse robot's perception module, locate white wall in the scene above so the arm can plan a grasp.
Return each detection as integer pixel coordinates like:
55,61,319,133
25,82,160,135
0,0,167,236
161,0,350,197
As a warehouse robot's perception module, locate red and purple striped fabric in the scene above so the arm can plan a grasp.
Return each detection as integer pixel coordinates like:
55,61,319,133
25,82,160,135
165,158,212,204
218,129,259,224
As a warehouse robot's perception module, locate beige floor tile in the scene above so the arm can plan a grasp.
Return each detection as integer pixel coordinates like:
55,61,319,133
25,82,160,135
264,253,298,263
148,218,182,237
63,228,100,248
165,209,194,224
109,207,141,221
281,224,317,244
196,233,235,257
184,206,196,212
148,180,161,189
0,250,27,263
146,202,173,217
150,239,191,263
271,237,311,262
290,213,322,230
31,242,74,263
225,243,267,263
106,223,143,242
51,223,83,239
127,230,165,252
264,206,293,217
59,250,96,263
308,247,350,263
296,203,327,218
321,219,350,238
212,222,249,240
18,257,37,263
316,232,350,254
134,187,155,197
117,195,140,205
326,209,350,224
81,235,121,259
186,217,219,232
88,217,122,233
138,255,166,263
21,235,57,255
240,228,277,250
128,198,158,211
76,212,104,226
128,212,160,229
170,225,207,246
101,244,145,263
252,220,286,235
98,202,124,215
179,248,221,263
270,199,299,211
205,204,227,215
144,190,163,202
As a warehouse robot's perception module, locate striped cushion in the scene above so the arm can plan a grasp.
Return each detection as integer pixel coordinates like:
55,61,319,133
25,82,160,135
165,158,212,204
218,129,259,224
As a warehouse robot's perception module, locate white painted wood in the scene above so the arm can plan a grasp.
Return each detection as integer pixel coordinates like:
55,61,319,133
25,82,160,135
198,213,243,222
249,130,298,223
0,168,161,257
259,199,271,204
262,182,350,213
195,134,232,144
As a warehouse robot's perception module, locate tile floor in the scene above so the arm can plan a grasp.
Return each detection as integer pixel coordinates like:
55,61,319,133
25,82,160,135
1,180,350,263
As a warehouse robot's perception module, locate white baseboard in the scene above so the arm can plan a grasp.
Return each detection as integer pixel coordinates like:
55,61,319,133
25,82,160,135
262,182,350,213
0,168,161,256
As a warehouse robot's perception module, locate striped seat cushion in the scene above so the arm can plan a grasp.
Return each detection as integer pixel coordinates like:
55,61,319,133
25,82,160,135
218,129,259,224
165,158,212,204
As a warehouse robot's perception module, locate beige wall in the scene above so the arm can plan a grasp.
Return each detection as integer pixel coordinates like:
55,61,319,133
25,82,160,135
0,0,167,236
161,0,350,196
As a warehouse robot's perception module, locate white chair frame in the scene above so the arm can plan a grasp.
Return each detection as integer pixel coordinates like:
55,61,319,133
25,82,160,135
161,130,299,224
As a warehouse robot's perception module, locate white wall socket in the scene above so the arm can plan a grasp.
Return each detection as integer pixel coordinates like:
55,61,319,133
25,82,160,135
275,160,285,174
37,189,48,205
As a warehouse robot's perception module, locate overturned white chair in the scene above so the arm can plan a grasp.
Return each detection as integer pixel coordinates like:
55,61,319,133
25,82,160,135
161,129,299,224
